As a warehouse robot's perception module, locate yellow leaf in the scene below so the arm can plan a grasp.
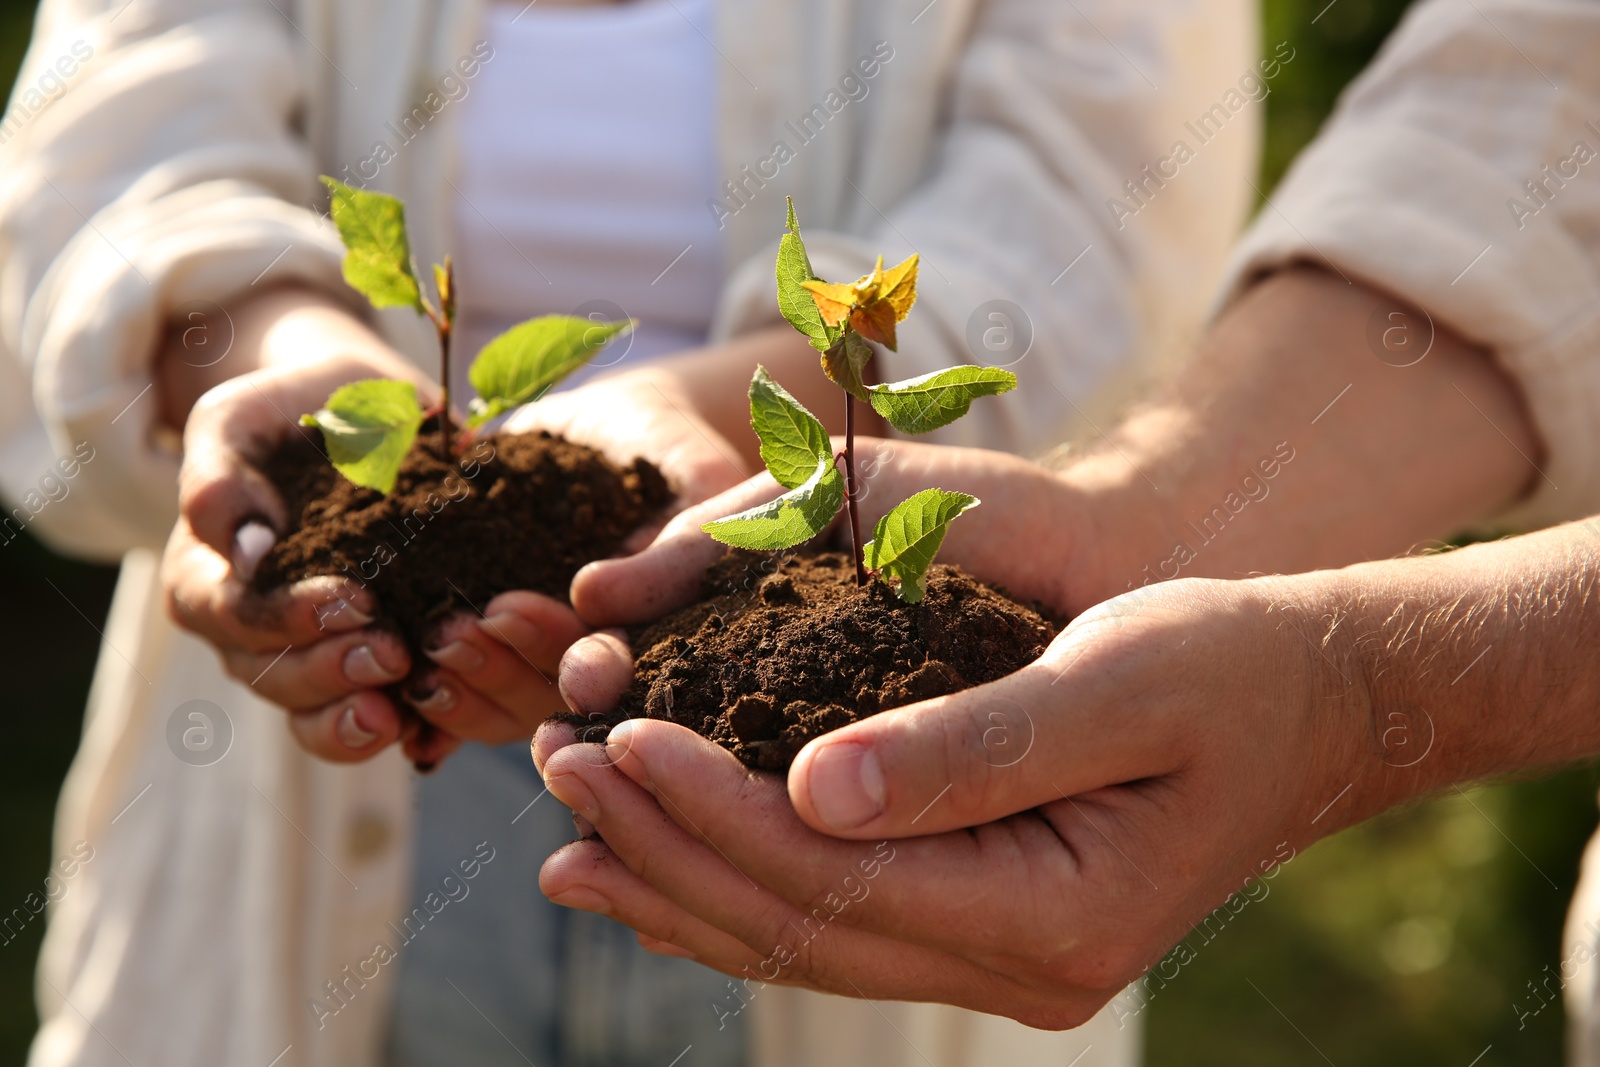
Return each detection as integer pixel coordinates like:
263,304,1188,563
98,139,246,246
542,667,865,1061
800,279,857,328
879,254,919,320
803,253,920,351
863,255,886,294
850,301,899,350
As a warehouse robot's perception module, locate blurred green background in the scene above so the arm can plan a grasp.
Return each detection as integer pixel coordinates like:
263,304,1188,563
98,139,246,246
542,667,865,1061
0,0,1593,1064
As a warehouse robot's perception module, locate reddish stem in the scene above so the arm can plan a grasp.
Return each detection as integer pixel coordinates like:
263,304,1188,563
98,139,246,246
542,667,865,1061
436,318,453,461
842,393,867,587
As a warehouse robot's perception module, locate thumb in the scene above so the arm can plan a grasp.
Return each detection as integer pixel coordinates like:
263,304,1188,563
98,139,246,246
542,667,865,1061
570,472,788,626
178,384,295,563
177,445,288,564
785,616,1179,838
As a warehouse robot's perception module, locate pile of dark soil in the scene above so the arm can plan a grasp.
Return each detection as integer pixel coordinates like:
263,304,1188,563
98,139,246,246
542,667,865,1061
575,549,1058,770
253,425,671,661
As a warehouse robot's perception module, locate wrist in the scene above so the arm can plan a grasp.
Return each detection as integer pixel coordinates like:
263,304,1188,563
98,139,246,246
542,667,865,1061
158,285,418,430
1239,571,1388,840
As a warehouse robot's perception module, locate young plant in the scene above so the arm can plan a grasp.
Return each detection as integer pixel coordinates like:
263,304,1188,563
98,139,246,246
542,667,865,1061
702,198,1017,602
301,177,631,493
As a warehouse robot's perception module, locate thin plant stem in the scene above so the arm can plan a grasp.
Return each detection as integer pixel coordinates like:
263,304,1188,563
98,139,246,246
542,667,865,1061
843,391,867,587
437,319,452,460
434,257,456,459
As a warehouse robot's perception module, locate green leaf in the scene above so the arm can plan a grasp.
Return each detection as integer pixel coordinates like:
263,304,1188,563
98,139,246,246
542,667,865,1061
466,315,632,428
863,488,980,603
299,379,425,494
868,366,1018,435
821,331,874,402
320,177,425,313
776,197,840,353
749,366,832,490
702,454,844,551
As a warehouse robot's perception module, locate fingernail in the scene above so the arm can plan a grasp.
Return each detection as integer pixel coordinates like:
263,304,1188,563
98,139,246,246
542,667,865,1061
425,640,487,674
806,743,886,831
232,521,277,581
410,685,457,717
572,812,598,839
317,597,374,633
336,705,379,749
605,720,637,768
478,612,541,650
547,773,599,822
344,645,404,687
550,886,610,913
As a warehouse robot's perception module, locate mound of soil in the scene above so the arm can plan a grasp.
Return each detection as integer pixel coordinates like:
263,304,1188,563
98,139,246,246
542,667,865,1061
573,549,1058,770
253,425,671,664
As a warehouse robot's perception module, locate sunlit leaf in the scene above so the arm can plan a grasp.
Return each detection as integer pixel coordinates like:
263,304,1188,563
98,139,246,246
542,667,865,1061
802,279,858,330
299,379,425,494
877,253,919,320
863,488,979,603
776,197,840,353
750,366,832,490
868,366,1018,434
702,454,844,551
850,299,900,349
467,315,632,428
801,252,919,351
320,177,425,313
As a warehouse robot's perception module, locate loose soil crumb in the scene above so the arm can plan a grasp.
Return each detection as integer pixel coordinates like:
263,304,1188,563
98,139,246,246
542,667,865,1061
574,549,1058,770
253,426,671,665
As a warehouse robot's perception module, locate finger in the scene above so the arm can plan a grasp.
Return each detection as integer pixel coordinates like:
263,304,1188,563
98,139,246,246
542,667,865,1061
786,611,1188,839
402,716,463,772
177,392,293,557
416,602,578,726
163,522,376,652
849,437,1082,603
477,590,590,669
634,935,698,960
537,751,1103,1026
543,734,907,961
221,629,409,709
576,720,1156,985
286,690,406,762
404,665,562,746
403,667,511,740
541,741,802,959
556,632,633,721
532,719,581,777
572,439,1080,627
540,838,765,967
611,418,749,556
570,475,787,626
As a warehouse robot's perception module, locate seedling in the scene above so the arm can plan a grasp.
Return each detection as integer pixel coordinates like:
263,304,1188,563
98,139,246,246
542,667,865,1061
703,199,1017,602
301,177,631,493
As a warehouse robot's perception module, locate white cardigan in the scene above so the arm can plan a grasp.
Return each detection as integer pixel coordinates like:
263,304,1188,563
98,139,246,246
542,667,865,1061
0,0,1257,1064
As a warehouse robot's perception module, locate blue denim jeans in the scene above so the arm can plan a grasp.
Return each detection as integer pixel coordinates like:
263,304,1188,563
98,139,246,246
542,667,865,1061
386,740,748,1067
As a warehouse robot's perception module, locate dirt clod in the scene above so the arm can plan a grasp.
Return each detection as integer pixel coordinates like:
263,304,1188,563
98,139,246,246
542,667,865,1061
252,425,671,679
571,549,1058,770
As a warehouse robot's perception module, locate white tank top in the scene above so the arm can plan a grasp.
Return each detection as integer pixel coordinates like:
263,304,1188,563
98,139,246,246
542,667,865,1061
451,0,724,379
396,10,741,1064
